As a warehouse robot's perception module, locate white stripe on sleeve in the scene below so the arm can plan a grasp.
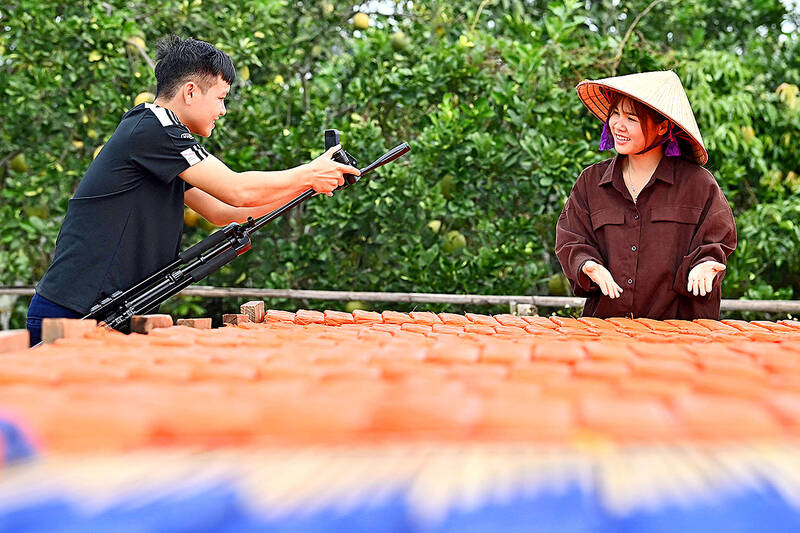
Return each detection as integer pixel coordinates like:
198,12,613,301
144,103,176,127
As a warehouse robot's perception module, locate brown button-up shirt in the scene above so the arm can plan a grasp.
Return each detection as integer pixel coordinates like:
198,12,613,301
555,155,736,320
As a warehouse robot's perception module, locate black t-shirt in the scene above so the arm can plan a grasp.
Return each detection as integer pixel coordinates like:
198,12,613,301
36,103,210,313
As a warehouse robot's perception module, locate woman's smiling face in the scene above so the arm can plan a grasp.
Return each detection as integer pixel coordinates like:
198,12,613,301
607,97,651,155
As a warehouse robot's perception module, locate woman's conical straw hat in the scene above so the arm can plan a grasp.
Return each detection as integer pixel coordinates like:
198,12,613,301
576,70,707,165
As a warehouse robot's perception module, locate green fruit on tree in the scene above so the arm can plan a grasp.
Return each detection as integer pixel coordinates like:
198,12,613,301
438,174,454,199
239,65,250,81
353,12,370,30
72,140,84,150
547,273,571,296
390,31,410,51
427,219,442,234
442,230,466,253
345,301,368,313
134,91,155,106
23,205,50,218
10,153,28,173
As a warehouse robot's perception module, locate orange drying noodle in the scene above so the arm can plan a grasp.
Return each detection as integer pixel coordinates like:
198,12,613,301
371,323,402,335
693,318,741,333
492,325,527,337
480,341,531,364
663,319,713,335
606,317,652,332
578,396,679,440
294,309,325,325
438,313,470,326
265,309,296,322
555,327,600,339
463,323,496,335
492,314,529,328
577,316,618,330
400,323,432,335
431,324,464,335
465,313,500,327
532,341,586,363
408,311,442,325
426,340,481,363
323,310,355,326
633,318,682,332
721,319,767,332
520,316,559,329
523,325,561,336
381,310,412,325
548,316,584,328
573,359,631,379
750,321,795,333
352,309,382,324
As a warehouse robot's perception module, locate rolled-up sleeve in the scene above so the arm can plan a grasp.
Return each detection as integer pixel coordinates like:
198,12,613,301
555,181,605,296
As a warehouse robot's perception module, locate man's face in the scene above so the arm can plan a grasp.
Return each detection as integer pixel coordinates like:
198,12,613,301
185,75,230,137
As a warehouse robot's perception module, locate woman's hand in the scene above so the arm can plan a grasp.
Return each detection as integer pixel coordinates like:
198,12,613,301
304,144,361,196
687,261,726,296
582,260,623,299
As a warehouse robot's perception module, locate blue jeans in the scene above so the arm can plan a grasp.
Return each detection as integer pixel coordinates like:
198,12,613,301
26,293,82,346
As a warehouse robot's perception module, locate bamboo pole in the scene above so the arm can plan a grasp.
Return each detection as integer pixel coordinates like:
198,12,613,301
2,286,800,313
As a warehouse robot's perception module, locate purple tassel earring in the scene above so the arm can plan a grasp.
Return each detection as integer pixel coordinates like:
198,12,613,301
599,122,614,151
665,140,681,157
665,127,681,157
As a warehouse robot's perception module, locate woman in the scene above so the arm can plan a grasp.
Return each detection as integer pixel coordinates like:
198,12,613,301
555,70,736,319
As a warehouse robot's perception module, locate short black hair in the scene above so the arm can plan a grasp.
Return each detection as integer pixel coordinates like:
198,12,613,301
154,35,236,99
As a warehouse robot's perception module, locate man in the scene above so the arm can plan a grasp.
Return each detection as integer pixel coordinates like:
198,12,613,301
27,35,359,345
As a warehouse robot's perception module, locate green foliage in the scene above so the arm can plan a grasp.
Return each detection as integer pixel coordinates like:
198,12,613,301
1,0,799,326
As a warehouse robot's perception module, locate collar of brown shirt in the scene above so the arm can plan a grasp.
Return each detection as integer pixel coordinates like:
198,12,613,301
598,154,676,202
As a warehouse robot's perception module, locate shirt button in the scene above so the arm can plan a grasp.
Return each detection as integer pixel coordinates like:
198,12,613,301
631,245,637,251
627,279,633,285
633,214,640,220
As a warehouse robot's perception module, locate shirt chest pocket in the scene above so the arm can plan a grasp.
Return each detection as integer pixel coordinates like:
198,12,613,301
650,206,702,225
590,208,625,231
